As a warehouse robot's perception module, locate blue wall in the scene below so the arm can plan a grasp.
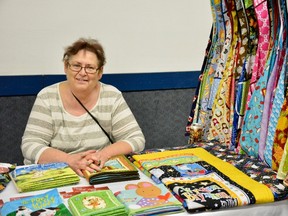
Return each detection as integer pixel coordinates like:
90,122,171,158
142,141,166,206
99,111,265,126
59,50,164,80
0,71,200,96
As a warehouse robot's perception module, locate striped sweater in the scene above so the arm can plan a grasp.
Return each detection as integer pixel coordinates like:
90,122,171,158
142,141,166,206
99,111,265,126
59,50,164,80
21,82,145,164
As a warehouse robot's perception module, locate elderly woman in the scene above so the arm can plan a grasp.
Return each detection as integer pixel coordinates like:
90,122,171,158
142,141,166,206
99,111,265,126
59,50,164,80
21,38,145,176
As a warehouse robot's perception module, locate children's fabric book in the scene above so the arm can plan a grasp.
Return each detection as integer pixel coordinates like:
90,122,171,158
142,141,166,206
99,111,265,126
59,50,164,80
83,155,139,185
9,162,80,192
0,162,16,193
68,189,128,216
60,185,110,199
114,181,184,216
0,188,72,216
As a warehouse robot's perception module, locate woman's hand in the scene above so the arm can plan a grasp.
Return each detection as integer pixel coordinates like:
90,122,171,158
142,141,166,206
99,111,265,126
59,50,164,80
65,150,97,176
83,149,111,172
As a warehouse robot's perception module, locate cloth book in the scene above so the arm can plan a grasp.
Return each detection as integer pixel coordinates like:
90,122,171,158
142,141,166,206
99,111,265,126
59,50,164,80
0,162,15,193
83,155,139,185
68,189,127,216
9,162,80,192
114,181,184,215
0,188,72,216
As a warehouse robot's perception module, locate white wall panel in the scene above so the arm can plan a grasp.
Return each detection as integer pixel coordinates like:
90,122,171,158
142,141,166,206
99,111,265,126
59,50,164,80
0,0,212,75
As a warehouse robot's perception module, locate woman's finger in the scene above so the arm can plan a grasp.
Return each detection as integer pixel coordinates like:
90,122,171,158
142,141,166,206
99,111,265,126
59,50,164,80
79,150,97,159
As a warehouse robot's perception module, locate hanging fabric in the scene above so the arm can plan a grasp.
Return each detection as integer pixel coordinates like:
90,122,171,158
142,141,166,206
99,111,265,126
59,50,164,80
189,0,217,128
208,0,239,146
260,0,287,164
194,0,226,139
245,0,271,109
239,0,279,158
207,0,232,113
277,124,288,180
272,95,288,170
265,50,288,168
185,0,288,177
231,0,258,150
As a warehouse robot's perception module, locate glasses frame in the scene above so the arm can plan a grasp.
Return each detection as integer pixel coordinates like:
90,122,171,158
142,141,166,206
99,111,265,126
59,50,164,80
68,62,100,74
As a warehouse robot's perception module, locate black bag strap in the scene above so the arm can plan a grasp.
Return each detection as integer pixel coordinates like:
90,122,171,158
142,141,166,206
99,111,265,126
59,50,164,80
71,92,114,143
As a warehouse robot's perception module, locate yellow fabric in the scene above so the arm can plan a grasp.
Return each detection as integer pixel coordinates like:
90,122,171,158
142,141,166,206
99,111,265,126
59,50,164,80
133,148,274,204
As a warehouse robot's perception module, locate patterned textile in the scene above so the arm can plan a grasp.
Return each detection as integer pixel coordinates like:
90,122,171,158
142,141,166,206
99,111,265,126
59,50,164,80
208,0,239,145
239,35,277,158
0,163,15,193
259,0,287,162
196,0,226,138
184,4,288,205
245,0,270,108
231,0,259,150
264,51,287,167
192,141,288,201
272,95,288,171
131,142,288,213
270,0,288,172
239,0,283,158
277,137,288,180
207,0,231,111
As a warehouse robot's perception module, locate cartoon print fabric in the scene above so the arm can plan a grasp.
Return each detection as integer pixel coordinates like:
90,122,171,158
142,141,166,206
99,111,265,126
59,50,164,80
115,181,184,215
186,0,288,178
131,145,288,213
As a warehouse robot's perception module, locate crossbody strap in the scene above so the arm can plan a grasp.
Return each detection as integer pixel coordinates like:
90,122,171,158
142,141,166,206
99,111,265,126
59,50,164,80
71,92,114,144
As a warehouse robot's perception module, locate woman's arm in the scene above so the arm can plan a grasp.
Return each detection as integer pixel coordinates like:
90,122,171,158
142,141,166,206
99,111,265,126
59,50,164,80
21,90,54,165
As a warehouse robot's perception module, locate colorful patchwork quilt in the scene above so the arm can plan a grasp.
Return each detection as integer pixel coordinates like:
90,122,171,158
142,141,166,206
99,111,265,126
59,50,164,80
130,142,288,213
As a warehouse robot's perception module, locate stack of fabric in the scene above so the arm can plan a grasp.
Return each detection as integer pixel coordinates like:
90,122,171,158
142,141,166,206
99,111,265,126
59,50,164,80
130,141,288,213
68,189,127,216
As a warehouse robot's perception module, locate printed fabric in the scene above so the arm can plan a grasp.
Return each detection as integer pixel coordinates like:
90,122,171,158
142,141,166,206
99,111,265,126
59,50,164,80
231,0,259,150
245,0,270,108
131,144,288,213
208,0,239,145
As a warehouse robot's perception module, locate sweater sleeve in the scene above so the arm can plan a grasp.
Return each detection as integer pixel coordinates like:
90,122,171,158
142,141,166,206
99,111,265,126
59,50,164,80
21,89,54,164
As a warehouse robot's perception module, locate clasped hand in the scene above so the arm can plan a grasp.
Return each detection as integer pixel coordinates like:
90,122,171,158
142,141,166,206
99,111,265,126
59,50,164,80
67,150,110,177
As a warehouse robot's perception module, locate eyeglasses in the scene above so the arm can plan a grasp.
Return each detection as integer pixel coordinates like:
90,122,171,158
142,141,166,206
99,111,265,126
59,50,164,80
68,63,99,74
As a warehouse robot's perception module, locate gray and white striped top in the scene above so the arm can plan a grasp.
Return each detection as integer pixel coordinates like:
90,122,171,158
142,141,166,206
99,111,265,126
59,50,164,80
21,82,145,164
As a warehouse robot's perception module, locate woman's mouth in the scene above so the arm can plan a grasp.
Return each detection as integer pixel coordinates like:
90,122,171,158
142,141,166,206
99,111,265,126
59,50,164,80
76,77,88,82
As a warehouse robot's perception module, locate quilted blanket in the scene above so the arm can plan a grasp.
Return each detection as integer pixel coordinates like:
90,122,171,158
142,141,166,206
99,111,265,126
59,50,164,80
131,143,288,213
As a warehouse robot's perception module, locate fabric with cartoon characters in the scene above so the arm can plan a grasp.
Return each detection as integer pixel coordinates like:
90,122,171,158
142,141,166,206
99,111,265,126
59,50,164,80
186,0,288,181
115,181,184,215
0,163,15,194
130,142,288,213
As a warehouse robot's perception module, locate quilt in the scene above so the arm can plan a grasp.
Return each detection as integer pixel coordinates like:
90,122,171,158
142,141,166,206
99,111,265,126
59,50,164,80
131,142,288,213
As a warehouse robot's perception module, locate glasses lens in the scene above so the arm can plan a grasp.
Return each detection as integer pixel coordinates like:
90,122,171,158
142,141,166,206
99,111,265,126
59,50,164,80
68,63,98,74
85,66,96,73
69,64,81,72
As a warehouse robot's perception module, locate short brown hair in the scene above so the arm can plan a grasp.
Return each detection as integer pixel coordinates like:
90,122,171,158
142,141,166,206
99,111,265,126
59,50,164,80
63,38,106,68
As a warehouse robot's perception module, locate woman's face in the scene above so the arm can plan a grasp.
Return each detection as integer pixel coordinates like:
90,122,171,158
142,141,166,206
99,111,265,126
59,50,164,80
64,49,103,92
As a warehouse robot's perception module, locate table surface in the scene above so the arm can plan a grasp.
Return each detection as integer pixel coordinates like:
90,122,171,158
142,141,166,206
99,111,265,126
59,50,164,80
1,170,288,216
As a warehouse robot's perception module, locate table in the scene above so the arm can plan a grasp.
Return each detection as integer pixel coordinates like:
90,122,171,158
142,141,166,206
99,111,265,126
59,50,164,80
1,170,287,216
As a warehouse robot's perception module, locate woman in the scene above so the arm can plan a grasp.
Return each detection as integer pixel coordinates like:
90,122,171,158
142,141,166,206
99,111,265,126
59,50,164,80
21,38,145,176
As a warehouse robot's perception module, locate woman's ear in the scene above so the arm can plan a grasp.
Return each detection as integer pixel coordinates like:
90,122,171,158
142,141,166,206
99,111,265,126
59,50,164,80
97,67,104,80
64,62,69,75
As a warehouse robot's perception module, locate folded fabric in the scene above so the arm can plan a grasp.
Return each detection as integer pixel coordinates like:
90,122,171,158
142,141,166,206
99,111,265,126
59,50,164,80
1,188,72,216
0,162,15,193
115,181,184,215
68,189,127,216
132,147,275,213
